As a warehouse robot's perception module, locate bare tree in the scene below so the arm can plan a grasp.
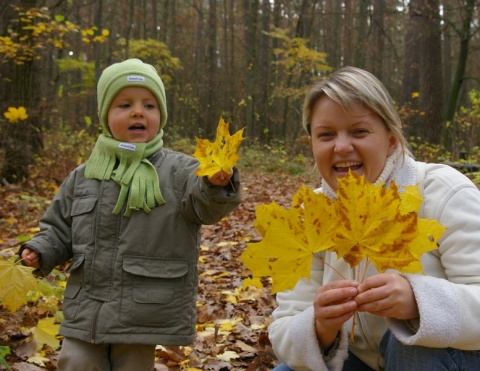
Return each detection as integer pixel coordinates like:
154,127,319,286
371,0,385,79
205,0,218,136
444,0,477,126
418,0,443,144
242,0,259,138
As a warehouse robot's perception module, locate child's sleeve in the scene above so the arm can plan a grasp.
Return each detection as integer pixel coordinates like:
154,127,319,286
19,171,76,276
183,161,241,225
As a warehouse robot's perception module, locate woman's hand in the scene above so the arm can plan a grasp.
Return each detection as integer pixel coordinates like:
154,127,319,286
356,273,419,320
313,280,358,349
21,248,40,269
207,169,233,187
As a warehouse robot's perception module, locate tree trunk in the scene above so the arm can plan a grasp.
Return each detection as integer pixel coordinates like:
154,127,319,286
418,0,443,144
152,0,159,40
242,0,258,138
402,0,422,139
371,0,385,79
258,0,271,141
441,0,452,106
342,0,353,66
354,0,369,68
124,0,135,58
324,0,342,67
160,0,169,42
444,0,475,126
205,0,218,136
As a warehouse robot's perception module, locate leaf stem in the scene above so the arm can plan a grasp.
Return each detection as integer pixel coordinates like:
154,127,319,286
314,254,346,280
229,178,236,192
350,258,370,343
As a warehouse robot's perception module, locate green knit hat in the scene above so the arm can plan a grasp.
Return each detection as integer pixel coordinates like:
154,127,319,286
97,58,168,135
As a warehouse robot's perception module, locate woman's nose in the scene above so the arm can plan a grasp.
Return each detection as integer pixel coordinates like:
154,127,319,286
334,135,353,153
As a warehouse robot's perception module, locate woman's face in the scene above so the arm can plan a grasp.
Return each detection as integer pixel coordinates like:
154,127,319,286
308,96,398,190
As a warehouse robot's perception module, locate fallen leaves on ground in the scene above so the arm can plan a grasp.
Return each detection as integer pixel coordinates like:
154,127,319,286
0,167,317,370
0,256,37,312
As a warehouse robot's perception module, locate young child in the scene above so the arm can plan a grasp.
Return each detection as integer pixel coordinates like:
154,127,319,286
20,58,241,370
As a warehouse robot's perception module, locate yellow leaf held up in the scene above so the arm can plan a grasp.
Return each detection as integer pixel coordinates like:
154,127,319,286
0,256,37,312
193,117,245,177
331,174,419,272
241,171,446,294
331,172,445,274
241,185,337,294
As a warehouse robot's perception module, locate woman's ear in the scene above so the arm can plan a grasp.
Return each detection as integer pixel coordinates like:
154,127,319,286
387,134,399,156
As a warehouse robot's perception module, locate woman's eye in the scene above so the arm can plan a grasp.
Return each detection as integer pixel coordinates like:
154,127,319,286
317,132,334,139
352,129,368,136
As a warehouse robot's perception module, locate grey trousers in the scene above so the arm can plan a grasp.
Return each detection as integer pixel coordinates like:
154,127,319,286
57,337,156,371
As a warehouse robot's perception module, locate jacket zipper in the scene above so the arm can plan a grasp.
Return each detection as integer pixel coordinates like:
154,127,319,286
89,302,103,343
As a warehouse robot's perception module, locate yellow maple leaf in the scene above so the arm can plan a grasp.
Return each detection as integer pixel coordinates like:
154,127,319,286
32,317,60,351
3,106,28,124
193,117,245,177
0,256,37,312
328,173,445,273
241,172,446,293
330,175,417,271
241,185,337,293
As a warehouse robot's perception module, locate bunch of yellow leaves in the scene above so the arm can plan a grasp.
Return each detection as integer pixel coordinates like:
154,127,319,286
193,117,245,177
241,171,446,294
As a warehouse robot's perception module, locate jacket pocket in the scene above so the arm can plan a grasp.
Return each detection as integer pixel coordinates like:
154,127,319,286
120,256,189,327
63,254,85,320
71,196,97,245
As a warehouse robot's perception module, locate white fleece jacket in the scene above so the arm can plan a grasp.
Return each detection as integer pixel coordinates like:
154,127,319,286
268,155,480,370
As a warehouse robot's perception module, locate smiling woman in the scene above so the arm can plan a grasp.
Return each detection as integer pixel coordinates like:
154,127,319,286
268,66,480,371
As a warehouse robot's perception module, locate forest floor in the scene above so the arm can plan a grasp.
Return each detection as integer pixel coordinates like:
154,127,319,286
0,165,319,370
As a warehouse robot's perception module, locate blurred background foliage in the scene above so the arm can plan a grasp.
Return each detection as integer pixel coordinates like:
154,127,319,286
1,0,479,183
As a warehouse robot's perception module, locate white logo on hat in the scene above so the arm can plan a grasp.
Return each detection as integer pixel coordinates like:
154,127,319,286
127,75,146,82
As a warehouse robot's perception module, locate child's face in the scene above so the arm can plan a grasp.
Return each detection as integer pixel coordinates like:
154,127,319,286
107,86,161,143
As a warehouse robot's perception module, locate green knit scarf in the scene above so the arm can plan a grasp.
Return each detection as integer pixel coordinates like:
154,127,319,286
85,132,165,216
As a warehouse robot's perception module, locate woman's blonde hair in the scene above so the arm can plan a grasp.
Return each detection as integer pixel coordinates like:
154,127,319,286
302,66,410,157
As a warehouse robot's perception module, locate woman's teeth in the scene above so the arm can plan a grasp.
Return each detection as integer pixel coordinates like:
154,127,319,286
334,162,361,171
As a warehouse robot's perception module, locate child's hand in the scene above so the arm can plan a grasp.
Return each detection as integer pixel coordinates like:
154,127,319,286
21,248,40,268
207,170,233,187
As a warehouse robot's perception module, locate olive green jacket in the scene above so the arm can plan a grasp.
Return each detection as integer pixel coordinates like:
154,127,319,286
23,148,241,345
